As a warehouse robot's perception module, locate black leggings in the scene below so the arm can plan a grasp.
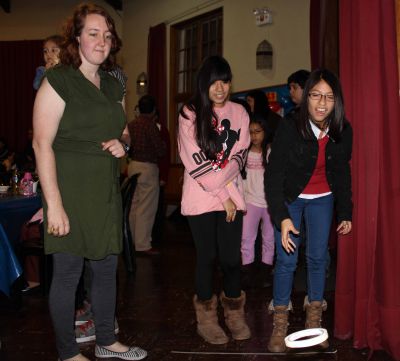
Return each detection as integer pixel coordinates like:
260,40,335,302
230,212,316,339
187,211,243,301
49,253,118,360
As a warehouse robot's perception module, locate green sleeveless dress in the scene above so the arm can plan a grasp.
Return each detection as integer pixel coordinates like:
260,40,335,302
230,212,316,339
43,65,125,260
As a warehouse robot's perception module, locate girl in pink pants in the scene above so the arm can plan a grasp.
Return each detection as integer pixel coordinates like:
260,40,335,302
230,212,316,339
241,114,275,286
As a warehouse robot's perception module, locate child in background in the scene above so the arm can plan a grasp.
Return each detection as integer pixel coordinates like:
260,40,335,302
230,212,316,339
33,35,63,90
241,114,274,288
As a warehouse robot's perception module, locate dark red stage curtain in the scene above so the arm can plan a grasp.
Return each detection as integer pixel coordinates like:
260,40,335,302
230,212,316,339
336,0,400,359
147,23,167,127
0,40,43,153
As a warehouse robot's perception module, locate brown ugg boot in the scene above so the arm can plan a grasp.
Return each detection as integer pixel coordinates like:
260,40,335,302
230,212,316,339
304,296,329,349
220,291,251,340
267,301,291,353
193,295,229,344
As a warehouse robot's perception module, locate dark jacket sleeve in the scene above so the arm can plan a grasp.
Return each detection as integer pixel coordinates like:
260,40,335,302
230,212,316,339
332,122,353,222
264,118,293,227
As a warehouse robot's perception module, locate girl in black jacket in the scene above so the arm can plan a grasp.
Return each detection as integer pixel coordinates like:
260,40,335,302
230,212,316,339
265,69,353,352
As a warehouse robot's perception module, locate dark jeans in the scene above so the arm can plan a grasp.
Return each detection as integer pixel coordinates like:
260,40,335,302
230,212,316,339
187,211,243,300
49,253,118,360
273,194,334,306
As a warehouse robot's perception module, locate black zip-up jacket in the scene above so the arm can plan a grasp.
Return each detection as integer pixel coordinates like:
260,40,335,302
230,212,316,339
264,114,353,227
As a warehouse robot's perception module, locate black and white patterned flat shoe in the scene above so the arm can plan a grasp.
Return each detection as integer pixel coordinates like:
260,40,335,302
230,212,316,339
95,345,147,360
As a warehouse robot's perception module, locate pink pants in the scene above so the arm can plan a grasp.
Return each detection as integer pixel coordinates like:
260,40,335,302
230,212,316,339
241,203,275,265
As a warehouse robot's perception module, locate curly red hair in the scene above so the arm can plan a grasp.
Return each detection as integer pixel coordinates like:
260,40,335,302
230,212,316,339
60,3,121,70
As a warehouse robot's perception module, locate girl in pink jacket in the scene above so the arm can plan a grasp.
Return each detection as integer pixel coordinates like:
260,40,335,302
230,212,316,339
178,56,251,345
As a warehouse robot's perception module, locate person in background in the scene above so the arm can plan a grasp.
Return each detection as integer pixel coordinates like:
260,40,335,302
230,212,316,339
16,129,36,173
33,35,63,90
0,138,15,173
240,114,274,289
151,111,171,245
127,95,166,256
287,69,311,110
178,55,251,345
246,89,281,142
265,69,352,353
32,3,146,361
108,64,128,96
0,138,8,161
230,97,251,116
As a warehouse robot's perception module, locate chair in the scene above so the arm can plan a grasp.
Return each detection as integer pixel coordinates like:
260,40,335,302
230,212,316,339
120,174,139,274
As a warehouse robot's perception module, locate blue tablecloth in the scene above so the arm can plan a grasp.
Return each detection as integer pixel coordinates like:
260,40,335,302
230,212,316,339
0,194,42,296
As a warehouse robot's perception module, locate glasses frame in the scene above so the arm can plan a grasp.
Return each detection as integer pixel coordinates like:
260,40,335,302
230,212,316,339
308,92,335,102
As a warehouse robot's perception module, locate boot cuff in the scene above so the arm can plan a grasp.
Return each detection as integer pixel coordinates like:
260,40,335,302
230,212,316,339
193,294,217,311
220,290,245,310
303,295,327,311
267,299,293,314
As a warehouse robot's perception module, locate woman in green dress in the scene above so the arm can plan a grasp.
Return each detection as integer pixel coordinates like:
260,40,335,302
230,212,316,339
32,4,147,361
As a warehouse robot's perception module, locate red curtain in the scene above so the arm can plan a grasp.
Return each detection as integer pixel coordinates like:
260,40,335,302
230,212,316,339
147,23,167,127
336,1,400,359
0,40,43,153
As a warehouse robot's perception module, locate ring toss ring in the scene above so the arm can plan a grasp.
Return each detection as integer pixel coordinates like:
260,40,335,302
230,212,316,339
284,328,328,348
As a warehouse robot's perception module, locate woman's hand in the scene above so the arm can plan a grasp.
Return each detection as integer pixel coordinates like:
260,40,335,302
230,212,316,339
337,220,352,235
281,218,299,253
102,139,126,158
47,204,70,237
223,197,237,223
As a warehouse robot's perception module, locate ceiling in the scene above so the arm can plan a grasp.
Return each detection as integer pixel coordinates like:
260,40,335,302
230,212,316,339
0,0,122,13
0,0,10,13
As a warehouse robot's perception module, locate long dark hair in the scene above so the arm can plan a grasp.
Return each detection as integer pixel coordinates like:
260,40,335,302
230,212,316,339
180,56,232,160
246,89,271,116
242,113,270,179
297,69,345,142
60,3,121,71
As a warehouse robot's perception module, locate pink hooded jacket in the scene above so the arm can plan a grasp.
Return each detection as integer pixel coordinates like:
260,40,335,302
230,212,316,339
178,101,250,215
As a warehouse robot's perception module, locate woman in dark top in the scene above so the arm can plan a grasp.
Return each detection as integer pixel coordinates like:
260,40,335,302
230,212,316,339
33,4,146,361
265,69,353,352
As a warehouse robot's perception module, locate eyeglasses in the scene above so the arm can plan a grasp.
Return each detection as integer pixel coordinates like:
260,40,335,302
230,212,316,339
308,92,335,102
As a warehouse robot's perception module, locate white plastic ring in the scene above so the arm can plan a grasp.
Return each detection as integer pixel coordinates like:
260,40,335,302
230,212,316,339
284,328,328,348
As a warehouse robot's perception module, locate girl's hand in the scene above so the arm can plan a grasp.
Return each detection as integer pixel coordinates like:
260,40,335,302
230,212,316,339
337,220,352,235
223,197,237,223
47,204,70,237
102,139,126,158
281,218,299,253
45,57,59,69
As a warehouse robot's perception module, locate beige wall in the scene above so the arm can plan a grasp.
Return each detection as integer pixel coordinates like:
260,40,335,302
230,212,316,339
0,0,122,40
123,0,310,114
0,0,310,119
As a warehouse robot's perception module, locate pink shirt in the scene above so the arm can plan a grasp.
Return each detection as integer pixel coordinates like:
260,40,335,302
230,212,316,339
178,101,250,215
243,151,267,208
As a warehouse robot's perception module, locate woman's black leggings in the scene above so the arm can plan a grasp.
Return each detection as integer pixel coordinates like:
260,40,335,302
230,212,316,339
49,253,118,360
187,211,243,301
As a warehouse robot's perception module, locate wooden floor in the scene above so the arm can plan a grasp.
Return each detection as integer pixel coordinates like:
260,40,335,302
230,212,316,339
0,213,394,361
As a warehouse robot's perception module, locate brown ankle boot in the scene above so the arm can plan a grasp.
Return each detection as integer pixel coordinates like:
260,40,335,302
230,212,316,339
193,295,229,344
267,302,291,353
304,296,329,349
220,291,251,340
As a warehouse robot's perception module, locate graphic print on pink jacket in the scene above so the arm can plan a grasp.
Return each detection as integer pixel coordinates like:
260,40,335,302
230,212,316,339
178,101,250,215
